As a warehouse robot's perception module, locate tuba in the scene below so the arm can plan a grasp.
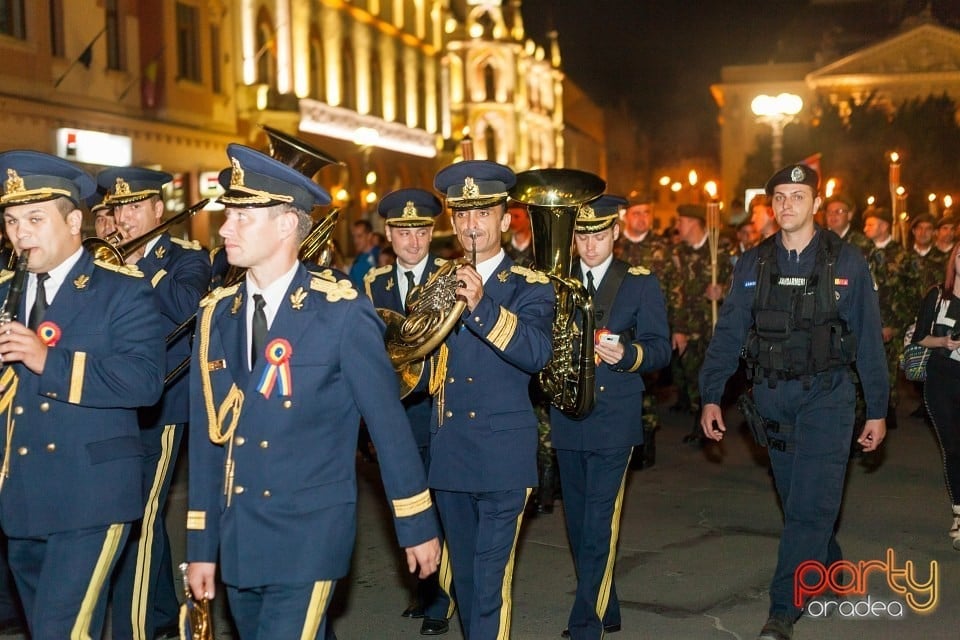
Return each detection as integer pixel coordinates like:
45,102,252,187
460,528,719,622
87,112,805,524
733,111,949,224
510,168,606,419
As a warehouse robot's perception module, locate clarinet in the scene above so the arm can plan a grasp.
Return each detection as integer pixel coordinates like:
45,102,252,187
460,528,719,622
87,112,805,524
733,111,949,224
0,249,30,326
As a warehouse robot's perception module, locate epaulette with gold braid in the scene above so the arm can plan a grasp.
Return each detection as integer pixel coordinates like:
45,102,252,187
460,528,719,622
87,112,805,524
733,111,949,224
310,274,357,302
628,265,651,276
308,268,337,282
363,264,392,285
0,270,13,286
94,260,144,278
200,283,241,308
509,265,550,284
170,237,202,251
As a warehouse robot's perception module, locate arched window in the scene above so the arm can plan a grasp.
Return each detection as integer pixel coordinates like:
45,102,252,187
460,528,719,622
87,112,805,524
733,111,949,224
483,63,496,102
309,25,325,101
255,8,276,87
370,51,383,117
395,61,406,123
484,125,496,161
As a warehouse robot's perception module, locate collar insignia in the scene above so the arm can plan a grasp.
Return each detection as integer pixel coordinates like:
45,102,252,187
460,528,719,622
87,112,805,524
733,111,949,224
154,245,166,260
289,286,308,310
231,292,243,315
113,176,132,196
386,277,394,291
497,270,510,282
73,274,89,289
463,177,480,199
5,169,24,195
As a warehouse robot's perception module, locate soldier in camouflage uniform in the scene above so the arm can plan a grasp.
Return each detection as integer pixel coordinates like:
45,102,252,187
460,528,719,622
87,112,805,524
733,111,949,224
910,213,946,294
749,193,778,240
933,214,957,265
824,195,873,259
864,206,918,427
668,204,732,442
613,197,674,467
503,202,557,513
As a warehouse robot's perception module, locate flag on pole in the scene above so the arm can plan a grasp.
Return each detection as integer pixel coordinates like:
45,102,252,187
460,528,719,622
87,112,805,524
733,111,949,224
54,26,106,88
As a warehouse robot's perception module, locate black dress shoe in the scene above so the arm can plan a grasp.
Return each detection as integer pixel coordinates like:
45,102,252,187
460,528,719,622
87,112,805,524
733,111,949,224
420,617,449,635
561,623,621,637
402,604,425,618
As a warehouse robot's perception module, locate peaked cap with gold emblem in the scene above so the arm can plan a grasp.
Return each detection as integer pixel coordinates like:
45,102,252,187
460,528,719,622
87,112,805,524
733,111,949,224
378,188,442,228
434,160,516,210
97,167,172,206
575,194,627,233
217,144,331,211
0,150,96,208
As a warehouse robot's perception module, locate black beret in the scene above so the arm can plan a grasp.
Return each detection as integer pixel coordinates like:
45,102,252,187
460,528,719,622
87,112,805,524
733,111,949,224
764,163,820,195
676,204,706,222
910,213,935,228
864,206,893,224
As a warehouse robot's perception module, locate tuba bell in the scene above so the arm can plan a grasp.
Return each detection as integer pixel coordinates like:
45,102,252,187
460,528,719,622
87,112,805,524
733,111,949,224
510,168,606,419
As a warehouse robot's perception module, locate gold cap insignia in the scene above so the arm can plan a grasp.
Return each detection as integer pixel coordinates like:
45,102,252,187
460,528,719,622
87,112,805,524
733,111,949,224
154,245,166,260
231,292,243,315
113,176,131,197
790,166,805,183
580,204,596,219
73,274,89,289
230,157,245,188
402,201,418,218
5,169,24,195
289,286,308,310
462,177,480,199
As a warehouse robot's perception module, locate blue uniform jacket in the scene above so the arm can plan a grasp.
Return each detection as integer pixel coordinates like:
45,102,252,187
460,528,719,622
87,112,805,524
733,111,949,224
699,227,888,418
187,263,438,588
552,260,672,450
0,251,165,537
136,233,211,427
426,255,554,492
364,256,445,449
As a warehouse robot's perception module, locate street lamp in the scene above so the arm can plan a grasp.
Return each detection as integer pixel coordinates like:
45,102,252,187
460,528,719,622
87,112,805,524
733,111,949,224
751,93,803,171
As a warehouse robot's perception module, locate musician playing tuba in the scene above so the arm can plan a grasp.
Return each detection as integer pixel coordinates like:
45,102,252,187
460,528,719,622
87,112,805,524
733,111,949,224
418,160,555,639
94,167,212,640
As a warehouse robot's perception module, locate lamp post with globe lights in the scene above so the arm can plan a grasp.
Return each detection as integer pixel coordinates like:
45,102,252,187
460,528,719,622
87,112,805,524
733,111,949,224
751,93,803,171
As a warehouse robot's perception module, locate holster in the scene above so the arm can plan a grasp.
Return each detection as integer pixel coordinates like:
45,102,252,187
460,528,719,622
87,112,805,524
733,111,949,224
736,392,768,448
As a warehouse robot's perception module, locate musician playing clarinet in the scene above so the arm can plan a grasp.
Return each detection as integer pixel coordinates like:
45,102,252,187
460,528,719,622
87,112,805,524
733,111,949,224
0,150,164,639
96,167,211,640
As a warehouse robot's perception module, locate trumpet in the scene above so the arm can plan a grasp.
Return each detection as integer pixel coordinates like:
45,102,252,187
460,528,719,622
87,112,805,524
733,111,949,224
178,563,213,640
82,198,210,266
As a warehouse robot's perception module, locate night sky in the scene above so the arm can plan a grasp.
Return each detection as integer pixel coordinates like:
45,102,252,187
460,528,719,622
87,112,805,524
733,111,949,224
519,0,960,163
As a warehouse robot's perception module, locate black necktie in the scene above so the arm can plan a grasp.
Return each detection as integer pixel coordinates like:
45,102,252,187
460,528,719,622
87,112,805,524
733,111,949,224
586,270,597,298
251,294,267,369
404,270,416,308
29,273,49,330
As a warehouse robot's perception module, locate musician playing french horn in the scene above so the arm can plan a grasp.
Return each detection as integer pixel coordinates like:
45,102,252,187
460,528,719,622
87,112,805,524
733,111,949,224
0,150,165,638
95,167,211,640
363,188,454,635
422,160,554,639
185,143,439,639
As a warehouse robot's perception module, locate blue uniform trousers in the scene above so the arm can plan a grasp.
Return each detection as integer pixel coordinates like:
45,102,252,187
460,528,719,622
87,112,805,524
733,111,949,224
434,488,530,640
415,444,454,621
756,368,854,620
226,580,336,640
555,447,632,640
111,422,184,639
0,531,23,624
8,522,130,639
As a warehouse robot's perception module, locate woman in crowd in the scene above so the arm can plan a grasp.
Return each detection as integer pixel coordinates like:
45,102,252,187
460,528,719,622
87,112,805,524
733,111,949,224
912,241,960,550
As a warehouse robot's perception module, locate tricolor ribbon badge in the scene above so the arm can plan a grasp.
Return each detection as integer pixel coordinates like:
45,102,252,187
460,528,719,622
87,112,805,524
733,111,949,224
256,338,293,398
36,321,61,347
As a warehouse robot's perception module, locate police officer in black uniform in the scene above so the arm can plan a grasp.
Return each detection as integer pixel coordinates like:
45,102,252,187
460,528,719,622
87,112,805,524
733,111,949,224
699,164,887,640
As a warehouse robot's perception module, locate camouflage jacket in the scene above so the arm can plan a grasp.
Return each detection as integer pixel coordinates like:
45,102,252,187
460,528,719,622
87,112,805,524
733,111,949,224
614,232,674,298
868,240,919,331
840,228,874,259
668,235,732,339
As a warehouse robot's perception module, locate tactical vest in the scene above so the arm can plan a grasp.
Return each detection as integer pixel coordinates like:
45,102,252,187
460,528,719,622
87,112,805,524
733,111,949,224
743,232,857,386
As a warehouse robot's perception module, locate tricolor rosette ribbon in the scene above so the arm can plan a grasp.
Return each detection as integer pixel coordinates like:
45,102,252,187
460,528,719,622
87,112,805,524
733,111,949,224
256,338,293,398
36,321,61,347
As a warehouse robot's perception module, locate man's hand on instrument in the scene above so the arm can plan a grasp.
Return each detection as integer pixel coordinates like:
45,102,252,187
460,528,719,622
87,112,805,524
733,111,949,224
187,562,218,601
405,537,441,579
0,321,47,375
456,264,483,312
